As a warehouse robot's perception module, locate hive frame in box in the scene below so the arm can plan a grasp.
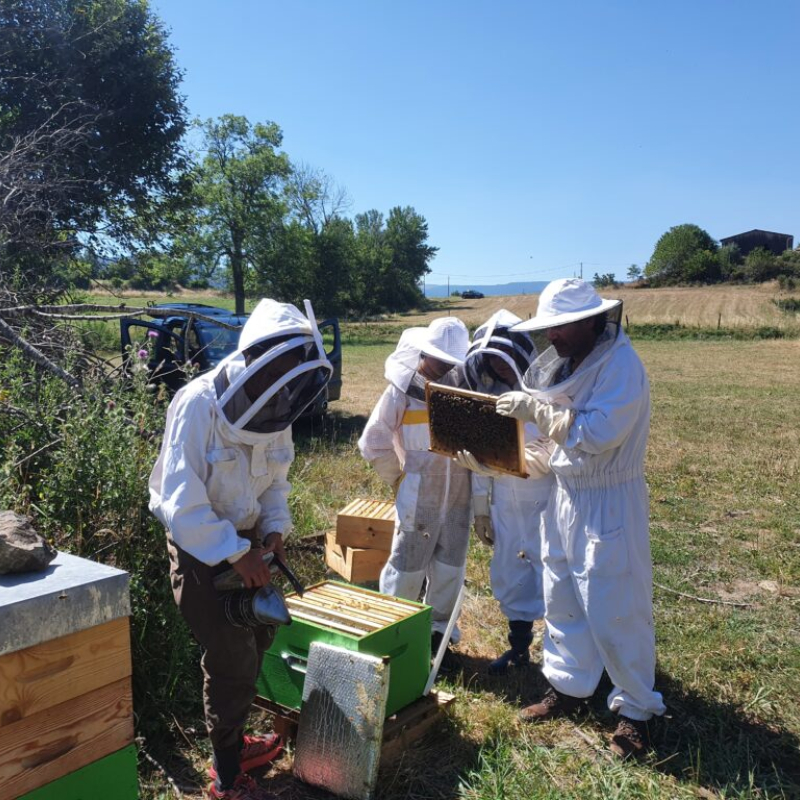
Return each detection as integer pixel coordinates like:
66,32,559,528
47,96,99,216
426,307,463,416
425,382,527,479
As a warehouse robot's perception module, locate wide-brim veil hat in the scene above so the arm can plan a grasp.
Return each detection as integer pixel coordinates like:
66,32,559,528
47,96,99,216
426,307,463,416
513,278,621,332
404,317,469,364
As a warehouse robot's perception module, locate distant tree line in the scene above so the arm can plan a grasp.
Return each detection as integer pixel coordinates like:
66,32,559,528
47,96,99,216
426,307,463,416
642,224,800,287
0,0,436,315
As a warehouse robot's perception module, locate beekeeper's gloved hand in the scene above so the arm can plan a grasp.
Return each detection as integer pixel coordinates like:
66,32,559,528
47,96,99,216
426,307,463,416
455,450,504,478
495,391,537,421
473,494,494,546
371,453,402,488
525,437,555,479
497,392,574,446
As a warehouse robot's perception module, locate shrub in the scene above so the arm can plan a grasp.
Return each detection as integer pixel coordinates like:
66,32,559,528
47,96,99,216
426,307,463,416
0,349,201,751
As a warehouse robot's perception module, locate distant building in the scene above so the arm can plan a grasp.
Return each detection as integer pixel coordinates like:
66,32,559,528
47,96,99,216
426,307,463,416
720,229,793,257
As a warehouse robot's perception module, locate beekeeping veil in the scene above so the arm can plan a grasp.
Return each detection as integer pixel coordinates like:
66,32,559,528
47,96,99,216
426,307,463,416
512,279,623,402
384,317,469,396
464,309,536,396
212,299,333,438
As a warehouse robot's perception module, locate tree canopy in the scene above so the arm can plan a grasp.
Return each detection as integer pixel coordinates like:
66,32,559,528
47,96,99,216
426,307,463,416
0,0,187,279
644,224,718,285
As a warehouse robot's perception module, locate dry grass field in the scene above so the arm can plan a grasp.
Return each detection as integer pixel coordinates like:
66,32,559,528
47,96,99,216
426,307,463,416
376,282,800,331
124,285,799,800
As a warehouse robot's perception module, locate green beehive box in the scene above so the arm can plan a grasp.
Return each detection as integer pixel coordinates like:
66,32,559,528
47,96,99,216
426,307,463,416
19,745,138,800
257,581,431,717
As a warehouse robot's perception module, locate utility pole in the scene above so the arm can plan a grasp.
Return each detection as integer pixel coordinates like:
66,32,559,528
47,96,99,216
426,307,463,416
580,262,583,280
447,275,450,297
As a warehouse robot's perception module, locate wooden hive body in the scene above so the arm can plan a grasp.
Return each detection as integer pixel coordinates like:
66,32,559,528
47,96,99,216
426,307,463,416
257,581,430,718
335,498,396,551
326,498,397,583
426,382,527,478
0,552,136,800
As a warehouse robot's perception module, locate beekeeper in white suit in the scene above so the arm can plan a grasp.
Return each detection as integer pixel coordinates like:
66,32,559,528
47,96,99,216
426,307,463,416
456,310,555,675
358,317,471,664
495,278,665,759
149,299,332,800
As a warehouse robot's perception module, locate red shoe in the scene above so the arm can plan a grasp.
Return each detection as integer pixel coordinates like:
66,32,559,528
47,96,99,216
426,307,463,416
207,773,277,800
208,734,284,780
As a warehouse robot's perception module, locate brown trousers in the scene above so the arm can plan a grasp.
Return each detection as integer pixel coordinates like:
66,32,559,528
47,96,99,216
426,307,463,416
168,539,275,753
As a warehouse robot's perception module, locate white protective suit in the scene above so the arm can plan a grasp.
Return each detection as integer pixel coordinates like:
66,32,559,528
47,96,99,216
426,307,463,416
358,319,472,642
465,310,554,622
149,299,333,566
513,303,666,721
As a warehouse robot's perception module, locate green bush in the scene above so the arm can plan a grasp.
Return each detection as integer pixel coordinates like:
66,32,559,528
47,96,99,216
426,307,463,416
0,350,201,751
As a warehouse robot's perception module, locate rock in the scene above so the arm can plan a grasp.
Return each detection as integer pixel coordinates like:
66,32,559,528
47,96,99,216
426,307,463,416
0,511,57,574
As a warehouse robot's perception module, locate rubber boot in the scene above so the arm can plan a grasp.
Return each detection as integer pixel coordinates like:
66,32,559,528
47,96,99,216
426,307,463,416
488,620,534,676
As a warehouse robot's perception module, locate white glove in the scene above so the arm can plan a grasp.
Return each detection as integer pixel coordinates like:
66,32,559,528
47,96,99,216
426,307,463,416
472,494,494,546
497,392,574,446
530,400,574,446
371,453,402,487
525,437,555,479
455,450,504,478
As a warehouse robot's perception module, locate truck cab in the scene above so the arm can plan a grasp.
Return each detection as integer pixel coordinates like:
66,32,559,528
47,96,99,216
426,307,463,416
121,303,342,414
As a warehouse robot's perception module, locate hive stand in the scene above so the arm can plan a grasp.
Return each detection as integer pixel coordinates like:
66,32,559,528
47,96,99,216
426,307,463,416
254,690,455,766
0,551,137,800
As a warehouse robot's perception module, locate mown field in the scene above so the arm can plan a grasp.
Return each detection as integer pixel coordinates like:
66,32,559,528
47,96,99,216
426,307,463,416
114,284,799,799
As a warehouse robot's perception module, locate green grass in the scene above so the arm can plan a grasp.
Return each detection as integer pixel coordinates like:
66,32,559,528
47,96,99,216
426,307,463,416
51,298,797,799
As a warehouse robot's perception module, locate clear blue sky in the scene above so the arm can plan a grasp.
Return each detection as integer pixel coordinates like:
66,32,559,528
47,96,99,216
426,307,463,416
152,0,799,285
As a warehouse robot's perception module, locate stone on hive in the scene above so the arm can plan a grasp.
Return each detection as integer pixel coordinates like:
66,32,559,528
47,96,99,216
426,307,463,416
0,511,57,574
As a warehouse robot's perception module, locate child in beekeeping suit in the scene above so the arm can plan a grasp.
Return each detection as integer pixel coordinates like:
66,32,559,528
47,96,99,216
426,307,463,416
455,310,556,674
149,299,333,800
358,317,471,664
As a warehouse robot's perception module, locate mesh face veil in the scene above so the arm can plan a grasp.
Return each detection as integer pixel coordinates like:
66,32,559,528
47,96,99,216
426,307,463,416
213,300,333,435
521,302,623,396
464,310,537,396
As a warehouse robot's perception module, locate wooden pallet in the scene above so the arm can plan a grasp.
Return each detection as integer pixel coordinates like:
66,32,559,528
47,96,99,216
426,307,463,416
253,689,455,762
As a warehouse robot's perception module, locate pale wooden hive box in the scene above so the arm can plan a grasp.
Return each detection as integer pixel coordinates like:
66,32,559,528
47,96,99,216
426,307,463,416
0,551,137,800
335,498,396,551
326,498,396,583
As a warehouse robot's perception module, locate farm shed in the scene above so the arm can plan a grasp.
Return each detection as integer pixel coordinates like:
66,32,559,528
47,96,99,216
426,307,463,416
720,229,794,256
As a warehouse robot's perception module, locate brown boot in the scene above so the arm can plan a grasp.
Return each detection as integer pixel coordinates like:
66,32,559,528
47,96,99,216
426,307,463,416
519,686,584,722
609,716,650,759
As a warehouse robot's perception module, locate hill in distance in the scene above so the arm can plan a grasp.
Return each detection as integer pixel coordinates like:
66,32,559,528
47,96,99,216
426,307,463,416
424,281,549,298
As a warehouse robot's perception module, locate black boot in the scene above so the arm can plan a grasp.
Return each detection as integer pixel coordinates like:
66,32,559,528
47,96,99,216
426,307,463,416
431,631,458,674
488,620,534,676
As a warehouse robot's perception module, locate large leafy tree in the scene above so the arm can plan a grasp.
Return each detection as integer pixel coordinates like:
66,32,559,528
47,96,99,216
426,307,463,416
644,224,719,285
187,115,290,314
0,0,187,276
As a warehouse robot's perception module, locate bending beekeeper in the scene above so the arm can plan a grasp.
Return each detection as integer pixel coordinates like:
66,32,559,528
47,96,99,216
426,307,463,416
149,299,332,800
495,278,665,759
358,317,471,664
456,310,555,675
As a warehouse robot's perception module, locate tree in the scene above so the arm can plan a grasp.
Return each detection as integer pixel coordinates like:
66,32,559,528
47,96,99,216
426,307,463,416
593,273,617,288
0,0,187,275
188,115,291,314
644,224,718,285
626,264,642,282
380,206,437,310
742,247,780,283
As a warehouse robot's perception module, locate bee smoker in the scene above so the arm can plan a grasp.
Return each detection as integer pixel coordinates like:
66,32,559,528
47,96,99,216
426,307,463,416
213,550,302,628
222,584,292,628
